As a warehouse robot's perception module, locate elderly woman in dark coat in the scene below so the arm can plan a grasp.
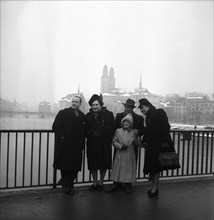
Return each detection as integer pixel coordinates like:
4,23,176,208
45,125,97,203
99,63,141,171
139,98,174,198
86,94,114,191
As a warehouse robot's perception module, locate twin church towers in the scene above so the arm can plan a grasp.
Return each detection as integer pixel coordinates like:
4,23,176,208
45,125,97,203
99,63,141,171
100,65,116,93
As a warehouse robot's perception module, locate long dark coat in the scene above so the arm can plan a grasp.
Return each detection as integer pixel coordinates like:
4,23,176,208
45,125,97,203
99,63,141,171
142,106,174,175
52,107,86,171
86,107,114,170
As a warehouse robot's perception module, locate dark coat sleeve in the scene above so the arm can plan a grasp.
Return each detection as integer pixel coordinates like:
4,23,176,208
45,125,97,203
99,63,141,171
102,111,115,138
132,112,145,136
114,113,124,130
157,109,174,150
52,110,65,139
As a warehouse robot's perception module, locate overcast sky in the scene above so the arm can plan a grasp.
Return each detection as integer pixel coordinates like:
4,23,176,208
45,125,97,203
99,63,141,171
1,0,213,108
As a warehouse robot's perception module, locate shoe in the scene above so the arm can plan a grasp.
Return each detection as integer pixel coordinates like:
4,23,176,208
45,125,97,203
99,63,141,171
148,188,159,198
89,184,99,191
58,179,64,186
105,183,117,193
124,184,132,194
147,189,151,195
69,187,75,195
58,179,71,195
96,184,103,191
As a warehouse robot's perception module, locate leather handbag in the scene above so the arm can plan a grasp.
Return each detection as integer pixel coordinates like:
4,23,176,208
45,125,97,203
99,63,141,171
159,143,180,170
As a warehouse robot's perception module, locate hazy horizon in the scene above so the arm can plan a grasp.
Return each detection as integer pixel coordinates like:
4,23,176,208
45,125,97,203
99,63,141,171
1,1,213,109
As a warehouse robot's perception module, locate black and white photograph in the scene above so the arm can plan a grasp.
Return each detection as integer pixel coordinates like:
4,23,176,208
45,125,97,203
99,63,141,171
0,1,213,220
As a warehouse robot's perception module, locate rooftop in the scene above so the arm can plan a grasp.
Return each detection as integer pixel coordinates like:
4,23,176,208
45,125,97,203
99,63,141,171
1,177,213,220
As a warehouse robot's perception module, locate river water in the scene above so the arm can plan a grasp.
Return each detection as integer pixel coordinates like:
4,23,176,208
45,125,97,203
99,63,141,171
0,116,57,188
0,116,54,130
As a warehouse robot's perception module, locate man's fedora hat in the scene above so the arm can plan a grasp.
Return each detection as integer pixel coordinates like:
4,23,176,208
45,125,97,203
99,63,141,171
122,99,136,108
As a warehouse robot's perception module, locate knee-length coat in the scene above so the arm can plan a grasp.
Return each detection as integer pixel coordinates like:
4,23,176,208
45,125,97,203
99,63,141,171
110,128,137,183
86,107,114,170
52,107,86,171
142,106,174,175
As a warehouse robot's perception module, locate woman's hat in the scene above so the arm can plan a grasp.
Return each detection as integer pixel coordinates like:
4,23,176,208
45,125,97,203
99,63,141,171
88,94,103,107
121,113,133,127
138,98,150,108
122,99,136,108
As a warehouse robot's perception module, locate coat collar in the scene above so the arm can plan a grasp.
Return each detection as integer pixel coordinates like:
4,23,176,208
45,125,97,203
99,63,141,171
68,107,82,119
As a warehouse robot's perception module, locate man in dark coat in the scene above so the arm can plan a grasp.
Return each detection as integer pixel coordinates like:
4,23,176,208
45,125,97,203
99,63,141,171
52,96,86,195
139,98,174,198
115,99,144,131
115,99,144,156
106,99,144,192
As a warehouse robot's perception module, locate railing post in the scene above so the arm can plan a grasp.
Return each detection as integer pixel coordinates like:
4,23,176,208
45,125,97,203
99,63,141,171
53,168,57,188
52,134,57,188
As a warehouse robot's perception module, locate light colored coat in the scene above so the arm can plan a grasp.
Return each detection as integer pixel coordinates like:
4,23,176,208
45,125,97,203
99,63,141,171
110,128,137,183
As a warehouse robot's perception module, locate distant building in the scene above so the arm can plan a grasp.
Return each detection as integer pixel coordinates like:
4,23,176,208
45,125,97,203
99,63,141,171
163,105,174,122
109,67,116,91
1,99,14,111
173,101,187,122
100,71,161,116
38,101,51,114
100,65,116,93
165,93,214,125
0,98,28,112
185,96,214,124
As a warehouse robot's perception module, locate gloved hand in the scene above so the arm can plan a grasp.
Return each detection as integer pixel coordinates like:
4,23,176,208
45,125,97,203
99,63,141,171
121,144,128,150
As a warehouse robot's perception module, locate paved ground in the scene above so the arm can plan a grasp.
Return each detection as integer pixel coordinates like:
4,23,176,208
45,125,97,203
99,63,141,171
0,178,214,220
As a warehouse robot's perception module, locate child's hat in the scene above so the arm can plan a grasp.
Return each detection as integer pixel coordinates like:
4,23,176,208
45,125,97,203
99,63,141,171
121,113,133,127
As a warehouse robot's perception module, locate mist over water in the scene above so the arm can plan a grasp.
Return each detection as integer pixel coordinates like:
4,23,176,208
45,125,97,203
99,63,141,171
0,117,54,130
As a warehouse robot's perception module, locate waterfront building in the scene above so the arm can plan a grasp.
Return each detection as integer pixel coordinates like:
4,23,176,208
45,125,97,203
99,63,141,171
0,98,28,112
185,96,214,125
174,101,187,123
169,94,214,125
38,101,51,114
1,98,14,112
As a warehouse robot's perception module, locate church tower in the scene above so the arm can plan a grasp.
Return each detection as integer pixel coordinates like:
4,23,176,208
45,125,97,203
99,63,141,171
109,67,115,91
100,65,109,93
139,73,142,89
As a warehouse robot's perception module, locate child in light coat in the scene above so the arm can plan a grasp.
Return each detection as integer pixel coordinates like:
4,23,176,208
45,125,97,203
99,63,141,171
109,114,140,193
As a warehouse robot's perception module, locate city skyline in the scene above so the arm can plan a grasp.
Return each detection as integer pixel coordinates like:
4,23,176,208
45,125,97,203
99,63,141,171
1,66,213,110
1,1,213,109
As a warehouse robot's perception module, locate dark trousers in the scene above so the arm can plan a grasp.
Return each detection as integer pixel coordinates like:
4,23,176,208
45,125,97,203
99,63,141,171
60,170,78,187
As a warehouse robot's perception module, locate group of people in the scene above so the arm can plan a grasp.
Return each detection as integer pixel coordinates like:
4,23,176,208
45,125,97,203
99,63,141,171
52,94,175,198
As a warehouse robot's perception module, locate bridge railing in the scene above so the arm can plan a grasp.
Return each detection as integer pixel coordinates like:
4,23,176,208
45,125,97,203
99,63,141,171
0,129,213,190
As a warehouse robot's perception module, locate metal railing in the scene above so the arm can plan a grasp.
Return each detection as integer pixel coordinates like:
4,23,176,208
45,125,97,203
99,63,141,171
0,129,213,190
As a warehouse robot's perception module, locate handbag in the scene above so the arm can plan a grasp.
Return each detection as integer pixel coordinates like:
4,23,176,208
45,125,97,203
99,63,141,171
159,143,180,170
